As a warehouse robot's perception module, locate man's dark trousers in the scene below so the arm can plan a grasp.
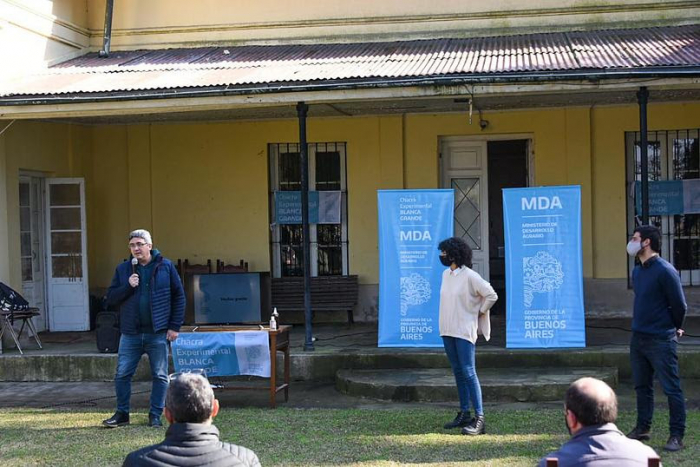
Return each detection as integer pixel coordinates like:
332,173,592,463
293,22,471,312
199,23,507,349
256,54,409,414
630,332,686,437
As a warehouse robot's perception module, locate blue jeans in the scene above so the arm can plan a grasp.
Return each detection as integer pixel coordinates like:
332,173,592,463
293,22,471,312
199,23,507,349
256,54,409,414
443,336,483,416
115,332,169,418
630,332,686,437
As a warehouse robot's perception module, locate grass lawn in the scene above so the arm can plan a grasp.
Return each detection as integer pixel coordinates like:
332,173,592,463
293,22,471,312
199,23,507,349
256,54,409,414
0,407,697,466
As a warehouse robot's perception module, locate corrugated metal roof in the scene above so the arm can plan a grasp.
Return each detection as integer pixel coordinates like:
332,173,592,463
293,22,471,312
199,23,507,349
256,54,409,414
1,25,699,98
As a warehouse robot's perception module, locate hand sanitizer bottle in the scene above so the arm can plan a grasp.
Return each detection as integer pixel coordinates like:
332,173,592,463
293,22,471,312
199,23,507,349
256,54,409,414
270,307,279,331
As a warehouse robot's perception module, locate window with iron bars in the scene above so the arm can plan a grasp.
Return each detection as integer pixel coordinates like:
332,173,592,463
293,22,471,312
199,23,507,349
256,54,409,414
625,129,700,286
268,142,348,277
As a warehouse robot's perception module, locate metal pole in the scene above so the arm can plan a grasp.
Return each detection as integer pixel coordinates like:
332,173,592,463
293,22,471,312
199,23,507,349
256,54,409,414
99,0,115,58
637,87,650,225
297,102,314,351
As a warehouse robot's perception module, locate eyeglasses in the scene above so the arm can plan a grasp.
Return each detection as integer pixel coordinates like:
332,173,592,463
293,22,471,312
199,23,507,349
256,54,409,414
128,242,148,249
169,368,208,382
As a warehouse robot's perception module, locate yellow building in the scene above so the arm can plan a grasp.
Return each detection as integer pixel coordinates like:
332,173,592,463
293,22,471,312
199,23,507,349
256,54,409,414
1,1,699,337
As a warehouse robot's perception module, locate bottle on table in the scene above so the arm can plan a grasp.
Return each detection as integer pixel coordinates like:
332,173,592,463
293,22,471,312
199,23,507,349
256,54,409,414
270,307,279,331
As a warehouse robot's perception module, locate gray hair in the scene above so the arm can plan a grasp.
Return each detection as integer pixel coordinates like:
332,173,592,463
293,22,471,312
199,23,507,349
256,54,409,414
129,229,152,245
166,373,215,423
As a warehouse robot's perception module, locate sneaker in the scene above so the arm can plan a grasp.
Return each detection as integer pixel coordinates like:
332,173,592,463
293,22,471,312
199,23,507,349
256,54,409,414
443,411,473,429
461,415,485,436
664,436,684,452
102,411,129,428
148,415,163,427
626,426,651,441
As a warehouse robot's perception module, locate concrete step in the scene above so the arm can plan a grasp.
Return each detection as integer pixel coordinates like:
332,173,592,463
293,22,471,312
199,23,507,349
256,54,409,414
335,367,618,402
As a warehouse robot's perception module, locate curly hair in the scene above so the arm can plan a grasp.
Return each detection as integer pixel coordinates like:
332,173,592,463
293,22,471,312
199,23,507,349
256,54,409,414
438,237,473,268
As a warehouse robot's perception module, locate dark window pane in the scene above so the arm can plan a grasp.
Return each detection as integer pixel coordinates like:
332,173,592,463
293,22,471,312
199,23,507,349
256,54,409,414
315,151,341,191
50,207,82,230
50,184,80,206
279,152,301,191
22,258,33,282
52,255,83,278
634,141,662,181
20,232,31,256
280,225,303,277
673,138,699,180
20,207,31,231
19,183,30,206
318,224,342,275
51,232,82,254
674,238,700,270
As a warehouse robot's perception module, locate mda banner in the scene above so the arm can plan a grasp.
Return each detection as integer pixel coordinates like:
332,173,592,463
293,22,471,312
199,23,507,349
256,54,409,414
503,186,585,348
378,189,454,347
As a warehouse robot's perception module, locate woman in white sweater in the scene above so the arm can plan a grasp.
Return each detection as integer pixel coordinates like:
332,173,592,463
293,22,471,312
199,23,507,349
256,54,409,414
438,237,498,436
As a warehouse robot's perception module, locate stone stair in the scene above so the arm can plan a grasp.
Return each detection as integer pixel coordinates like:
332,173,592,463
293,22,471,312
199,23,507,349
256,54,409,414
336,367,619,402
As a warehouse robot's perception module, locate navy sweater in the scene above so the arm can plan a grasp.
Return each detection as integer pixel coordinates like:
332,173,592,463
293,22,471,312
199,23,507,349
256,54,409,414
106,251,185,335
632,255,686,337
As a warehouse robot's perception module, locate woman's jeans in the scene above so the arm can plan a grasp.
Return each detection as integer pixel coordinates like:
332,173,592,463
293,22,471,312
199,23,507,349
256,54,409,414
630,332,686,437
443,336,483,416
115,332,169,418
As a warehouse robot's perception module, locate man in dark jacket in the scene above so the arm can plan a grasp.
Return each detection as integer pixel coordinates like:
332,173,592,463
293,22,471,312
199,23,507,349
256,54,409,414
625,225,687,452
538,377,659,466
123,372,261,467
103,229,185,428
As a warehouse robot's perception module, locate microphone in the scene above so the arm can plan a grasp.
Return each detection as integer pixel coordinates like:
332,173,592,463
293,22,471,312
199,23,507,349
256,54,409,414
131,257,138,275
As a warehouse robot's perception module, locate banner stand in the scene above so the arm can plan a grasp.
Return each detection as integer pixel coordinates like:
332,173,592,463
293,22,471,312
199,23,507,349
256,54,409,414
377,189,454,347
503,185,586,349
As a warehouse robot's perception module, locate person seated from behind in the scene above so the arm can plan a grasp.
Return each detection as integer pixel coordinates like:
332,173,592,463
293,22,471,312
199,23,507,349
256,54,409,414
539,377,659,467
123,372,261,467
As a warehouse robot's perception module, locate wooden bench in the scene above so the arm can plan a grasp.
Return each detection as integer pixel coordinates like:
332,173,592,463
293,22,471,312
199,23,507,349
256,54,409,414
271,275,359,323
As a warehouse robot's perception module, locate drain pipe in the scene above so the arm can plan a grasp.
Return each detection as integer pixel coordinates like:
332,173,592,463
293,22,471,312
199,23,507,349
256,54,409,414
637,87,649,224
98,0,115,58
297,101,315,351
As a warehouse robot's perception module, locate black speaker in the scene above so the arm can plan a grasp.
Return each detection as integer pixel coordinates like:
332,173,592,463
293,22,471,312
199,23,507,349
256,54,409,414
96,311,120,353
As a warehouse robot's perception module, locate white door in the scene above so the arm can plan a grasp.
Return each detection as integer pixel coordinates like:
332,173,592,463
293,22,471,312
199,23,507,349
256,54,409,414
45,178,89,331
441,138,490,280
19,176,48,332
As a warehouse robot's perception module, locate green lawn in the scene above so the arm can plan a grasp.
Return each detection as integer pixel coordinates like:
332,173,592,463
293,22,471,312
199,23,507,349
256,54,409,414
0,407,696,466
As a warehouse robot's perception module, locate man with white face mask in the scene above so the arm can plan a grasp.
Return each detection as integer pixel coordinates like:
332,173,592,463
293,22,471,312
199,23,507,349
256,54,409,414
625,225,687,452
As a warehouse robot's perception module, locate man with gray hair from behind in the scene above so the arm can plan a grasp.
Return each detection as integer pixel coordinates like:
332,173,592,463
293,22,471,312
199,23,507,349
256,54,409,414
539,377,660,467
123,373,261,466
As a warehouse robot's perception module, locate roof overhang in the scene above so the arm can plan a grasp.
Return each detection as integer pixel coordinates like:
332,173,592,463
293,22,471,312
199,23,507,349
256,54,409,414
1,25,699,122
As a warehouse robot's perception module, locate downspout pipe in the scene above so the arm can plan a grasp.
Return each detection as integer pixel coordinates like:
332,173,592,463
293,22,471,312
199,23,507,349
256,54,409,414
297,101,314,351
637,86,650,225
99,0,115,58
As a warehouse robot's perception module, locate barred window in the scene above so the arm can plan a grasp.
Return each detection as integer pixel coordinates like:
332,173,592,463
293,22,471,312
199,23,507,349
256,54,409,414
626,130,700,286
269,143,348,277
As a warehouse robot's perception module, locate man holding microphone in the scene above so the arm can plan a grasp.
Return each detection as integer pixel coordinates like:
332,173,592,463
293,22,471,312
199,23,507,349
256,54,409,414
103,229,185,428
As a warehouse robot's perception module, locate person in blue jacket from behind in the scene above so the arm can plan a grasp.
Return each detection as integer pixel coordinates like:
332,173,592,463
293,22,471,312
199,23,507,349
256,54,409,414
103,228,185,429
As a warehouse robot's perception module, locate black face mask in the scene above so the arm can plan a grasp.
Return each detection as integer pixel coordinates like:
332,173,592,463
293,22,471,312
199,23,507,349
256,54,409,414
439,256,453,267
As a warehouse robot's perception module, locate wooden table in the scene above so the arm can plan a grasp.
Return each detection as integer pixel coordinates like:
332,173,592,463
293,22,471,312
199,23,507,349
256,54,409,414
179,325,290,408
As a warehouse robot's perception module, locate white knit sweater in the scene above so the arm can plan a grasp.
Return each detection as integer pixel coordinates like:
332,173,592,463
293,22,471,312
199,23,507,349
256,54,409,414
438,266,498,344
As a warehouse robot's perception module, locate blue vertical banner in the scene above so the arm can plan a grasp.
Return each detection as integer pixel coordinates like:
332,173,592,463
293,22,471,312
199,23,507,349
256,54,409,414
378,190,454,347
503,186,586,348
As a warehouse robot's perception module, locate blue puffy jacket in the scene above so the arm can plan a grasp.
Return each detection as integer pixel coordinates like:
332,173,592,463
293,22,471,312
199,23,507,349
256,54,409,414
106,252,185,335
